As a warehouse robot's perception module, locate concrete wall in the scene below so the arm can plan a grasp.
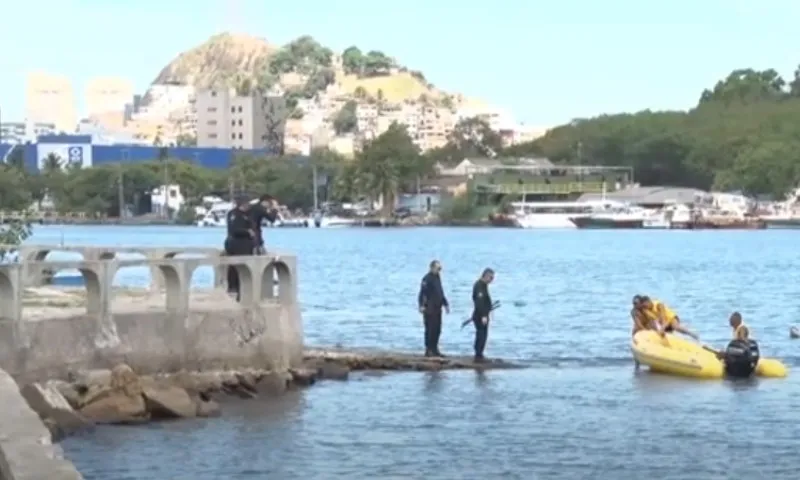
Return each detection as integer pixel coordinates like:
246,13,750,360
0,368,83,479
0,246,304,383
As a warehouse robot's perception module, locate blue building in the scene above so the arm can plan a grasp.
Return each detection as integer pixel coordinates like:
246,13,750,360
0,135,272,172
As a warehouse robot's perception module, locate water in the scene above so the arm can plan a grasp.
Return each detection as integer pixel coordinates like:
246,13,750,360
26,226,800,479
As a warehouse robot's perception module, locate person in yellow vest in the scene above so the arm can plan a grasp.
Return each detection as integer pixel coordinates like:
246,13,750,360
630,295,652,336
729,311,749,340
639,296,699,340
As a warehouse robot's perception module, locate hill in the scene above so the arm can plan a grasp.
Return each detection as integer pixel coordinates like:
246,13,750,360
145,32,476,107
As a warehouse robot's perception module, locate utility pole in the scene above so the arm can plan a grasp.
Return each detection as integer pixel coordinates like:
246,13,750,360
117,165,125,218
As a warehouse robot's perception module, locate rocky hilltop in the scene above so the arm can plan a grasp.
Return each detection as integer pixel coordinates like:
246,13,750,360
150,33,277,89
145,32,481,108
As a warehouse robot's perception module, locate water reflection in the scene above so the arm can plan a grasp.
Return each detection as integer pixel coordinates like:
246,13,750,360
423,371,445,394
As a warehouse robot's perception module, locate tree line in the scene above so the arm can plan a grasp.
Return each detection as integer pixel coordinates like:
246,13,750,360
504,66,800,198
3,65,799,218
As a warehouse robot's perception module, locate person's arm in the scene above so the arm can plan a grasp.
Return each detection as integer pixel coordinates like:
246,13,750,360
631,309,646,331
440,277,449,310
418,275,429,312
674,322,699,340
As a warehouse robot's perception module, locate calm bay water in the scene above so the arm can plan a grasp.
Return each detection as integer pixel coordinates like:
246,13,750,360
28,226,800,479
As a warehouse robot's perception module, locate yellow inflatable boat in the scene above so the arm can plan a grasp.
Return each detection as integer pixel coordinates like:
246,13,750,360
631,331,788,379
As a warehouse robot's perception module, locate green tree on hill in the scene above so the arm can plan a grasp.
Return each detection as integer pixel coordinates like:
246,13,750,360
333,101,358,135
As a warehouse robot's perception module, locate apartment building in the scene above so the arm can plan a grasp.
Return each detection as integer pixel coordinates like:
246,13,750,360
195,89,286,152
24,72,77,133
0,121,56,144
85,77,134,118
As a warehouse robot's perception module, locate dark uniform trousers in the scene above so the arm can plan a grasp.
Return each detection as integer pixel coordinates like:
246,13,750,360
423,308,443,352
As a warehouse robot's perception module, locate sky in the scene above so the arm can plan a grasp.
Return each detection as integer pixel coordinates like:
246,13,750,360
2,0,799,129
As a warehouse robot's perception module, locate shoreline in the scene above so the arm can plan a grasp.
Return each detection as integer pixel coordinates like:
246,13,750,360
18,348,523,442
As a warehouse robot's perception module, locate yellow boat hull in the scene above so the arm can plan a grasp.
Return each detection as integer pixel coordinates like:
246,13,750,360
631,331,788,379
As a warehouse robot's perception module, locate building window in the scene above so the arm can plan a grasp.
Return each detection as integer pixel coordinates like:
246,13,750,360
209,133,217,139
207,107,217,113
238,133,243,139
207,120,217,126
231,120,236,126
231,107,235,113
238,119,243,126
238,106,243,113
211,91,217,96
231,133,236,140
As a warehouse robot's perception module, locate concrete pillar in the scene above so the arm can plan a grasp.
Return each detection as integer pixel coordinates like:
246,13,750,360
0,264,25,348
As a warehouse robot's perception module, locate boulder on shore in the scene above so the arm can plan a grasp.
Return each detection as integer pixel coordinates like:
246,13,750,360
20,382,94,441
142,384,197,419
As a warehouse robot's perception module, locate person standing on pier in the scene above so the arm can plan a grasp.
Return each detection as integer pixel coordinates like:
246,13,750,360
224,196,256,301
472,268,495,362
249,194,280,254
418,260,450,357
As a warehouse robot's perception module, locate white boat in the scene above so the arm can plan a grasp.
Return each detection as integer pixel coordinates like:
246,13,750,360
196,202,311,228
643,204,694,228
511,200,623,229
308,211,358,228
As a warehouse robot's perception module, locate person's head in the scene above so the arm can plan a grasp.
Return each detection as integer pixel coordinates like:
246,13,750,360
639,296,652,310
259,194,277,209
729,311,742,328
235,195,251,211
481,268,495,284
632,294,643,309
429,260,442,274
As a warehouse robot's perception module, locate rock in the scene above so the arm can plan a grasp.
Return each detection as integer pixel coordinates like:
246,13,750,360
196,399,221,418
235,372,258,392
20,383,93,439
316,362,350,381
49,380,82,410
289,368,317,387
70,368,112,389
256,371,292,395
78,390,149,425
168,371,224,393
110,363,142,397
142,385,197,419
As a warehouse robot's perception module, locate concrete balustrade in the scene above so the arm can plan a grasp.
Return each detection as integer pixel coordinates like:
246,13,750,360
0,247,304,383
17,245,227,289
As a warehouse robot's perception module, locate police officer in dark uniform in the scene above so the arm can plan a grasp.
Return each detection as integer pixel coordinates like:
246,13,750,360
472,268,495,362
249,194,281,254
224,196,256,301
417,260,449,357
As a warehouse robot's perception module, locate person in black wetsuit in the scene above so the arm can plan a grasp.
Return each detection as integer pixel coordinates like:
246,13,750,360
224,196,256,301
249,194,280,254
417,260,450,357
472,268,495,362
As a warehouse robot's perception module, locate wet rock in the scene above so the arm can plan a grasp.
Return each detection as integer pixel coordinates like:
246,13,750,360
110,364,142,397
142,384,197,419
78,390,148,425
256,371,292,395
78,364,149,424
316,362,350,381
169,371,224,393
49,380,82,410
70,369,112,389
235,372,258,392
196,399,221,418
289,367,317,386
20,382,93,439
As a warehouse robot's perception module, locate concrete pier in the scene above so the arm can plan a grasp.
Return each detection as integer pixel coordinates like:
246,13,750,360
17,244,226,289
0,245,304,382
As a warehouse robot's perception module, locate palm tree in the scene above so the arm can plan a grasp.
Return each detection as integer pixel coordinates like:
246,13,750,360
356,122,421,216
